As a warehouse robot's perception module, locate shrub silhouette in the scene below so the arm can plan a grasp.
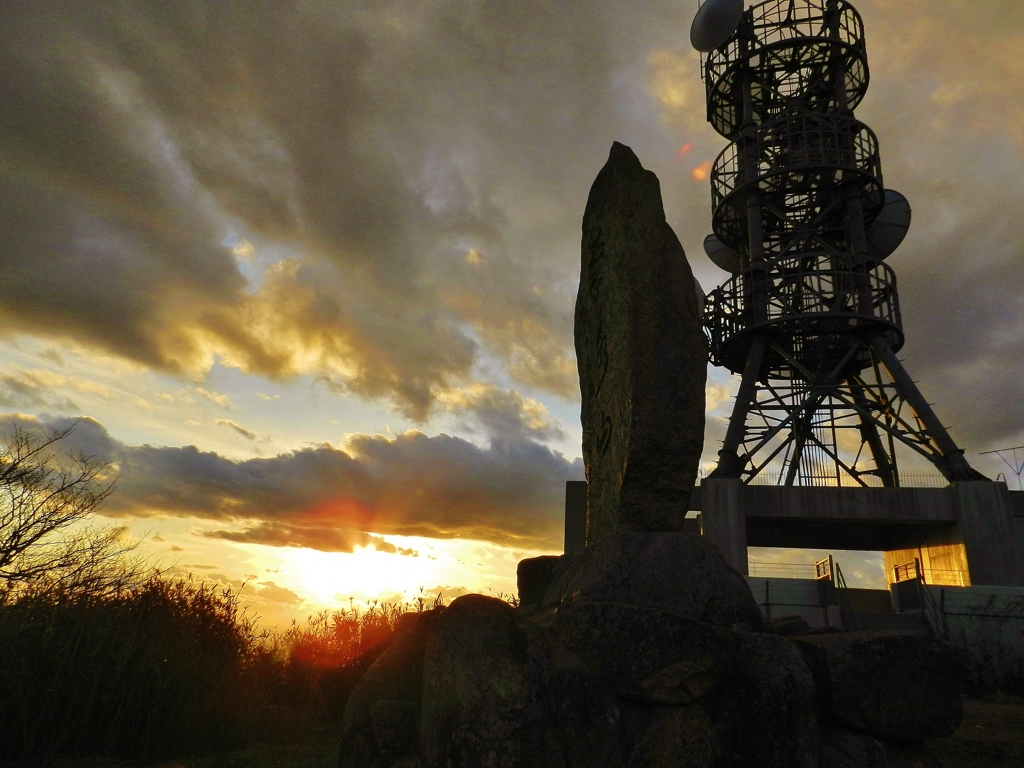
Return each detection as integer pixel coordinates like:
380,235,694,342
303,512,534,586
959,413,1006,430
0,576,266,766
0,577,451,766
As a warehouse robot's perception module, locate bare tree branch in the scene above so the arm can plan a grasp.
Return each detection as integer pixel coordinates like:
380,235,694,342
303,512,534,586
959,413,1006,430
0,422,146,601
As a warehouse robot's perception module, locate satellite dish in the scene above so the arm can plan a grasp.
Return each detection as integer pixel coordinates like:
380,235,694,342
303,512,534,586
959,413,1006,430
690,0,744,52
704,233,742,273
866,189,912,261
693,277,706,318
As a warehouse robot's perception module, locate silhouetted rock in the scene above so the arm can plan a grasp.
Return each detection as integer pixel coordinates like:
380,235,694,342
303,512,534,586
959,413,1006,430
340,569,963,768
551,601,734,705
341,594,628,768
338,609,442,768
706,632,819,768
624,705,714,767
419,595,555,767
793,630,964,740
769,614,814,636
521,529,765,631
576,142,706,545
516,554,570,609
819,726,943,768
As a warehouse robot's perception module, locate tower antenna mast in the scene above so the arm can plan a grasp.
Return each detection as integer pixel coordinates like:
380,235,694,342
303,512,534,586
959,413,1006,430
693,0,985,487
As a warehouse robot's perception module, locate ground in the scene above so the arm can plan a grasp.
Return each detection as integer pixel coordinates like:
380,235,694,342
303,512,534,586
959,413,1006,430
50,693,1024,768
929,692,1024,768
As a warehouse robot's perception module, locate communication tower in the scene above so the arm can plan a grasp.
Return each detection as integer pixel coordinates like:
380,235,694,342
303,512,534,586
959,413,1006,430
692,0,986,487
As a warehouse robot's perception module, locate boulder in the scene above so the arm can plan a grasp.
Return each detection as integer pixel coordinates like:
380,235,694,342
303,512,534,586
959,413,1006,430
338,608,443,768
624,706,714,768
818,726,943,768
793,630,964,740
705,632,819,768
576,142,707,544
542,629,627,768
521,529,765,631
818,726,890,768
551,600,735,705
517,554,572,610
418,594,627,768
419,595,557,768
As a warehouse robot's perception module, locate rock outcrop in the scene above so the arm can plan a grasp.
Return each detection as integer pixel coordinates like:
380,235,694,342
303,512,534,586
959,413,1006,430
792,630,964,740
339,534,963,768
576,142,707,545
520,529,765,630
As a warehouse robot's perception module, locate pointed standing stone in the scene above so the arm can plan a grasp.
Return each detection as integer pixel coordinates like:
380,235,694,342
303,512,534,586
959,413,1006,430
576,142,706,545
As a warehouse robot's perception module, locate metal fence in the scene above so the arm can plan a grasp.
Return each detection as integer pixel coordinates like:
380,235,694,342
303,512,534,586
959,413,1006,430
920,585,1024,690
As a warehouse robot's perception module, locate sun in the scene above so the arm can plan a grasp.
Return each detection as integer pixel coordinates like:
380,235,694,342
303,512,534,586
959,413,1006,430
280,543,439,605
275,534,547,609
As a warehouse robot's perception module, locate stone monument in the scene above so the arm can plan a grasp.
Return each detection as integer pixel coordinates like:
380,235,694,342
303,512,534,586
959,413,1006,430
336,144,964,768
576,142,706,545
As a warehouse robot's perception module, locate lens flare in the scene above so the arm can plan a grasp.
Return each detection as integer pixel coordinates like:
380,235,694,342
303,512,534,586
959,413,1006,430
691,160,713,181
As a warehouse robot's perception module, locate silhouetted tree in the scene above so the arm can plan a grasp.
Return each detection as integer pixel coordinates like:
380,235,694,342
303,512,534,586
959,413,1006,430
0,423,143,600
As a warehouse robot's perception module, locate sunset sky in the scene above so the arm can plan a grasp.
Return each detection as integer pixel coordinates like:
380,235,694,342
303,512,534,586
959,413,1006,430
2,0,1022,628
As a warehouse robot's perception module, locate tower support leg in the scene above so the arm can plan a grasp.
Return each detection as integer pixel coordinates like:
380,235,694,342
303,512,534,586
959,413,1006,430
712,337,767,479
848,379,897,486
869,336,985,481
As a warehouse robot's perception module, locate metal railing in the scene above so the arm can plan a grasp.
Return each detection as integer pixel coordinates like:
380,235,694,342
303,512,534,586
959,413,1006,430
704,0,868,139
710,114,883,249
703,253,902,375
893,560,968,587
748,561,820,579
699,468,950,489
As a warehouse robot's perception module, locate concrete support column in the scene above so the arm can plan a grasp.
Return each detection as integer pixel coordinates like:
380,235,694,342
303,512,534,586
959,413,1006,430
952,481,1024,586
702,479,748,575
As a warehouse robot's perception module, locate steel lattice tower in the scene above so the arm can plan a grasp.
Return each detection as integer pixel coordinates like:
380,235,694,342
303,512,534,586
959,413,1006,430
698,0,986,487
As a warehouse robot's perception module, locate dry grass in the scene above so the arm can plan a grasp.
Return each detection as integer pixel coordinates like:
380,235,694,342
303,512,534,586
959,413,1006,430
0,577,440,768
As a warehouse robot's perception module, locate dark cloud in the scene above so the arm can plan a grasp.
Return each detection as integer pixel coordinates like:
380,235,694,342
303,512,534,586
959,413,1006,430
0,409,582,552
255,581,303,605
214,418,257,441
0,0,1020,450
0,371,77,413
203,524,396,553
0,0,687,418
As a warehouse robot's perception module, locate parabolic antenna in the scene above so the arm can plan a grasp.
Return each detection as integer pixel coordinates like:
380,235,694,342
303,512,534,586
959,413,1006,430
704,233,742,273
866,189,912,261
694,276,706,318
690,0,744,53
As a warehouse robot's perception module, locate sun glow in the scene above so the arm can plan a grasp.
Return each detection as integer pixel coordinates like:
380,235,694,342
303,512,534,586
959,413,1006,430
277,535,549,608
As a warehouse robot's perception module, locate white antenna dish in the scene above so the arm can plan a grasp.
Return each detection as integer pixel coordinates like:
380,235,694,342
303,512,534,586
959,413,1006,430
690,0,744,53
866,189,912,261
704,233,742,273
693,276,706,318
